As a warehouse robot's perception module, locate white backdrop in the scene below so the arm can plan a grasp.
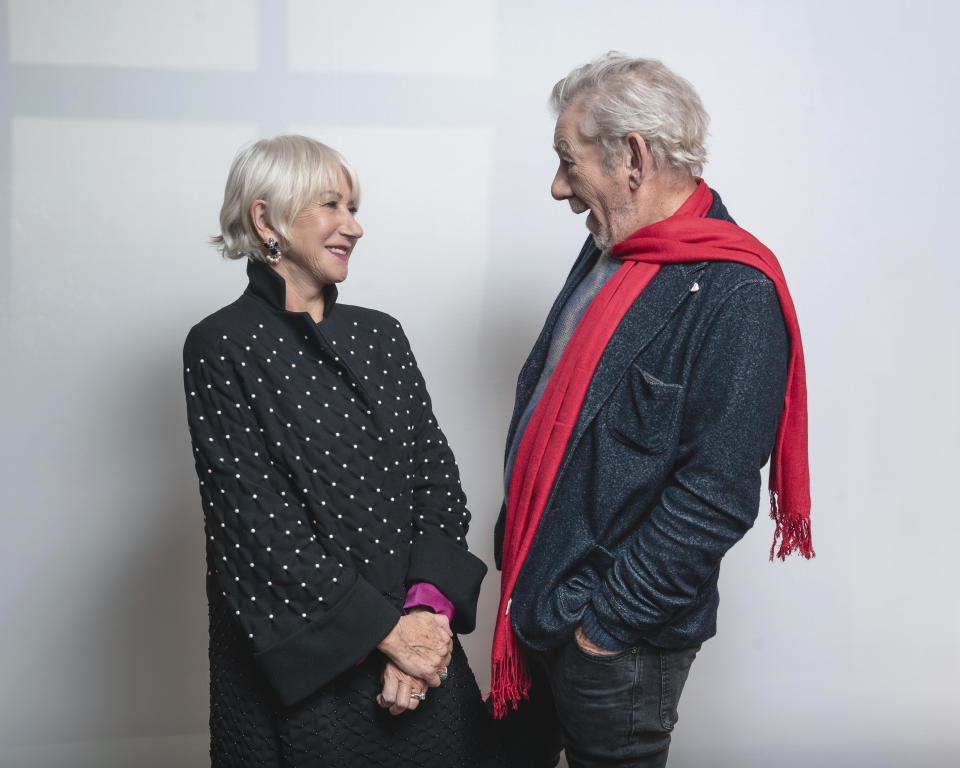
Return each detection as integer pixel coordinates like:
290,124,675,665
2,1,958,766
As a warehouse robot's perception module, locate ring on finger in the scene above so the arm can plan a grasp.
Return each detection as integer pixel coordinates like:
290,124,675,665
439,666,448,682
410,691,426,701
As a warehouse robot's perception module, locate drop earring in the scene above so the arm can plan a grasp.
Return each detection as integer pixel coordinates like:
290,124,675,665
263,237,281,264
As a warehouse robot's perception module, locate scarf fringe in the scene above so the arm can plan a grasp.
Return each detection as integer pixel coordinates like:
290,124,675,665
490,649,531,719
769,489,814,561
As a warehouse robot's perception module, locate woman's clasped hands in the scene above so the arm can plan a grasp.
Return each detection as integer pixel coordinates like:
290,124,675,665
376,608,452,715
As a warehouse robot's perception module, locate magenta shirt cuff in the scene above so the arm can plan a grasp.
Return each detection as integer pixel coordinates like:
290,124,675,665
403,582,455,622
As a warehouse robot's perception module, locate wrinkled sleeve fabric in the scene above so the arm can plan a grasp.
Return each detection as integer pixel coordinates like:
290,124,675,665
587,279,790,645
184,325,400,706
397,328,487,634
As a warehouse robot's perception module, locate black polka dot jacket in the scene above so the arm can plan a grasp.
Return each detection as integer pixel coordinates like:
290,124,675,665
183,260,487,708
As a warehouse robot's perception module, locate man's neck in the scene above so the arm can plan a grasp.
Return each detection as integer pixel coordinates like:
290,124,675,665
632,174,699,231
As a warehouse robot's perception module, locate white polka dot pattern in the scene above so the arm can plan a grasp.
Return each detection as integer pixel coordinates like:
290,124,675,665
183,270,475,678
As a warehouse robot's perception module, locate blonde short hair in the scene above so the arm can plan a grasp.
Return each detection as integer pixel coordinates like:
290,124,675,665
213,135,361,262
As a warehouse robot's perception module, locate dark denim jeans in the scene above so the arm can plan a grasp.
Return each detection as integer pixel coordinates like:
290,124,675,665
498,639,700,768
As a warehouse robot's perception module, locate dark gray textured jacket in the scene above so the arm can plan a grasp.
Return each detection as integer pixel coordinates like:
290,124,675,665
494,191,789,651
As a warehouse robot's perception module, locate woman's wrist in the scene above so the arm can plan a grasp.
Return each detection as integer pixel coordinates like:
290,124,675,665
376,617,404,658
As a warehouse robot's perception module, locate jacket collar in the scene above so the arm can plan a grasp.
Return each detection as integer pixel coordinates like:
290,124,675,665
507,186,733,457
575,261,699,428
550,186,735,480
245,258,339,319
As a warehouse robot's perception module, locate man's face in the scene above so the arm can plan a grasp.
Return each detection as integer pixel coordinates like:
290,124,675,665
551,102,634,254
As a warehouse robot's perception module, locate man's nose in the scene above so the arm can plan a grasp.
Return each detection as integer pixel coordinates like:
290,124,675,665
551,165,571,201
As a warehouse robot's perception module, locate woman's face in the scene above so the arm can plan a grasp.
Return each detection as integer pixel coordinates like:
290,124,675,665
284,173,363,287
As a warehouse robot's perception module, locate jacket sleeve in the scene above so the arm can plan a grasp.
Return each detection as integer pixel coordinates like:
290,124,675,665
184,326,400,706
585,278,790,645
396,327,487,634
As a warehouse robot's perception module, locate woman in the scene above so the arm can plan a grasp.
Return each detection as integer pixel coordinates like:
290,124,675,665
184,135,504,766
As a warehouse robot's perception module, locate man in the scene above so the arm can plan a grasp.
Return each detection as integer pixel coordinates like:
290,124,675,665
492,53,812,767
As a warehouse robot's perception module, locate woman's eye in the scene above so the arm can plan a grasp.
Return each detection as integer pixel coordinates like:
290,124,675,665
323,201,337,209
348,208,359,215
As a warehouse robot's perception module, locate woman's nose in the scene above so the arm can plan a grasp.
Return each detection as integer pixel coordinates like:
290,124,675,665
344,213,363,239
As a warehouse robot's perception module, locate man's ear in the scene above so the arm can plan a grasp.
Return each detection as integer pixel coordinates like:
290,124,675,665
625,133,648,190
249,199,275,243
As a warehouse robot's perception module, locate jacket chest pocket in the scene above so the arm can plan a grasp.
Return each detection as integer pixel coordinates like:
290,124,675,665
605,365,683,453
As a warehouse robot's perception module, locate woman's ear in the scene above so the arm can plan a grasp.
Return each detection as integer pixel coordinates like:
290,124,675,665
249,199,275,243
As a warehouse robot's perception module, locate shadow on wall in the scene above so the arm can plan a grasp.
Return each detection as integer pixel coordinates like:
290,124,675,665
74,339,208,765
108,337,212,735
1,324,211,767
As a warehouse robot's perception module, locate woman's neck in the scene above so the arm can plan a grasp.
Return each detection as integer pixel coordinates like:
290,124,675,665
272,261,326,323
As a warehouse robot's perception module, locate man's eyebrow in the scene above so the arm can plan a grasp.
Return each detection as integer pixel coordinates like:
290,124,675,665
553,139,573,157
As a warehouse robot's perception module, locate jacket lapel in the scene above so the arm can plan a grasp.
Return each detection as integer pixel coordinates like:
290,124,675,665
570,261,705,449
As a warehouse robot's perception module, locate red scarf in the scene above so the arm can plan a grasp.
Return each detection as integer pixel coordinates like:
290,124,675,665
491,179,812,718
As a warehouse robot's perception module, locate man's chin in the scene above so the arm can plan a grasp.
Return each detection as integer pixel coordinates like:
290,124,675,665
588,222,613,253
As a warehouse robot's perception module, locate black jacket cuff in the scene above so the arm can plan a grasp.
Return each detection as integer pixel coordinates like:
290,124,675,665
406,535,487,634
253,576,401,707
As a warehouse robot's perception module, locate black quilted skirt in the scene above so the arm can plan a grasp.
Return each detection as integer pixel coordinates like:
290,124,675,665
210,595,507,767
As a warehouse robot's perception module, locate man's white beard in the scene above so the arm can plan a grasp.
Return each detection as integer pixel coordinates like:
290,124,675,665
590,204,633,256
591,227,613,255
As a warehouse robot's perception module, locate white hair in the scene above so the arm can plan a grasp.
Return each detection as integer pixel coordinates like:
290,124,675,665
550,52,709,178
212,135,362,262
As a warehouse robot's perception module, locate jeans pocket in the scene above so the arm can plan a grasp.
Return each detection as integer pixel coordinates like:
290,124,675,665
570,639,630,665
552,639,638,755
658,644,700,731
